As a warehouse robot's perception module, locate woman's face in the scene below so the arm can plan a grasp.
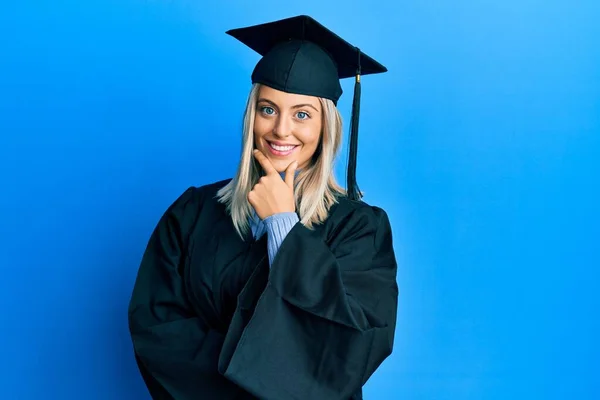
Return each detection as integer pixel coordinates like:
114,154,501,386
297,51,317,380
253,85,322,173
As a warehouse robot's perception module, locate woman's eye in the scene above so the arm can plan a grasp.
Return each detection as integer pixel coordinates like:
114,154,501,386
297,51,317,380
260,106,275,115
296,111,309,120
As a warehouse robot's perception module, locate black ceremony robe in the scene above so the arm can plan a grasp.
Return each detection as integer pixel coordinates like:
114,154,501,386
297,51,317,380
128,178,398,400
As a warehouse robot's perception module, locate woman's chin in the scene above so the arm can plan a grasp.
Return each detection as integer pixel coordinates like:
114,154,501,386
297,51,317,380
263,156,294,172
271,161,291,173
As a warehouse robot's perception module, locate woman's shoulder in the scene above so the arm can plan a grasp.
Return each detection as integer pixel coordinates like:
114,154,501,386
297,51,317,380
156,178,233,238
197,177,234,198
310,196,393,251
167,179,390,231
322,195,392,240
330,194,390,222
170,178,232,208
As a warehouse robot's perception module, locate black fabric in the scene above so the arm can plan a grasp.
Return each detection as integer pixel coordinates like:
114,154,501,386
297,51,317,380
128,179,399,399
347,74,362,201
226,15,387,103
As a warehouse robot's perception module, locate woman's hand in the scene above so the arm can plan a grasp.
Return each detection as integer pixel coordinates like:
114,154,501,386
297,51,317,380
249,149,297,220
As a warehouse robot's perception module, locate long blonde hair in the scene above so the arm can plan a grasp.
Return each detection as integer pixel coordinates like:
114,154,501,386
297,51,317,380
216,83,347,240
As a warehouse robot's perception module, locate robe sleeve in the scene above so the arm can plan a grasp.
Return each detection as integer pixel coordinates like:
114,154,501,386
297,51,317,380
219,205,399,400
127,187,242,400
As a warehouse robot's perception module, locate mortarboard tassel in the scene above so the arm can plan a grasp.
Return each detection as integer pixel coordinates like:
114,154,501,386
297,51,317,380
347,48,362,201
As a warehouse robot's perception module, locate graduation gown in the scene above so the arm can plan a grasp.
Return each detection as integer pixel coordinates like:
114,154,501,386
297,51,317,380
128,178,398,400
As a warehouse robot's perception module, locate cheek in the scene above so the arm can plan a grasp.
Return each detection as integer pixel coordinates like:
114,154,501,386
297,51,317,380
253,117,270,141
298,122,321,147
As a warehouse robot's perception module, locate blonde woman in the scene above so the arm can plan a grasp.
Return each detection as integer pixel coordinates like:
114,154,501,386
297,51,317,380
128,15,398,400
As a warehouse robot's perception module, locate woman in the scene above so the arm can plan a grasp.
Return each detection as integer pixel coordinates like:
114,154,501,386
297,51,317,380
128,15,398,400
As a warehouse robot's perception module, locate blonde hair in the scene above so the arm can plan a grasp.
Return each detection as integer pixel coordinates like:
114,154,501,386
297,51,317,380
216,83,348,240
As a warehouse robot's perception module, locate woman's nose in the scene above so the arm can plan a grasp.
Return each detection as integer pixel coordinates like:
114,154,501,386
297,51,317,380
273,115,292,137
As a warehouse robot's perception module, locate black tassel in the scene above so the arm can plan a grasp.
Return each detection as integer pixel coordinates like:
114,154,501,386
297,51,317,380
347,49,362,201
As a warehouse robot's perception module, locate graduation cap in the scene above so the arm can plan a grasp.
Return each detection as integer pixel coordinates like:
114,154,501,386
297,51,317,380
226,15,387,201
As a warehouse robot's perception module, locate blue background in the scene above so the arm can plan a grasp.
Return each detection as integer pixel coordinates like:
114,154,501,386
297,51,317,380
1,1,598,399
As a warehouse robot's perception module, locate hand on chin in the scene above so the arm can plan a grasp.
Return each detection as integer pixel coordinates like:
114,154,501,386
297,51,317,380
262,154,291,173
249,149,297,219
270,159,292,173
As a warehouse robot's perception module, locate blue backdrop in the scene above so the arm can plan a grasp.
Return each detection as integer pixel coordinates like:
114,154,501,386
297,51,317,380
1,1,598,399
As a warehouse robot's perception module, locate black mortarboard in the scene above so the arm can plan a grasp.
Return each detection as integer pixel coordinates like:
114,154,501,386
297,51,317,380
226,15,387,201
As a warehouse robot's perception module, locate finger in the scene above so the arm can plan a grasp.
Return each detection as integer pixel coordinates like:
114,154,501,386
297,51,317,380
253,149,277,176
247,190,257,207
285,160,298,189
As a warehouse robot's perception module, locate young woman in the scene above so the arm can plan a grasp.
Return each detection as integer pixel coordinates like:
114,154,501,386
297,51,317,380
128,15,399,400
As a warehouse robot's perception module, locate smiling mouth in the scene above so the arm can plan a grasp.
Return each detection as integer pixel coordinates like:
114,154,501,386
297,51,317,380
266,141,299,156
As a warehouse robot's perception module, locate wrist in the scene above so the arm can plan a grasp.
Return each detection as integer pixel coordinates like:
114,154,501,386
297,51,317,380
263,211,299,223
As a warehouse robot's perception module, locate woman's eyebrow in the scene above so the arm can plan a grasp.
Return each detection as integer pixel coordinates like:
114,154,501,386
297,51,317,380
292,103,320,113
258,98,320,113
257,98,277,107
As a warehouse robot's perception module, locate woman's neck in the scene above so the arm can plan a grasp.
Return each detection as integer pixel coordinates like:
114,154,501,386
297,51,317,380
278,169,302,180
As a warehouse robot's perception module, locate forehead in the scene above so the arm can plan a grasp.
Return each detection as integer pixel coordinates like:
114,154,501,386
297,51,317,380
258,85,321,108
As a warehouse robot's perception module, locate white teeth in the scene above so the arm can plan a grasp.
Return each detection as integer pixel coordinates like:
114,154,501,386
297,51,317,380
270,143,296,151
